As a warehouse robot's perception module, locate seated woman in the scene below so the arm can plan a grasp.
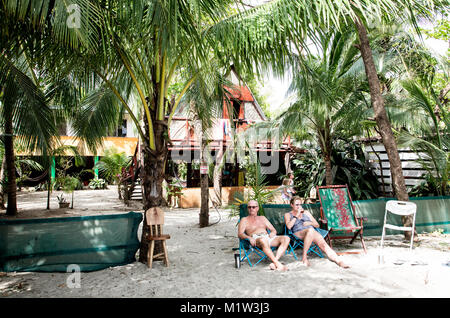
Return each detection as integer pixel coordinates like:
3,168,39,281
284,196,350,268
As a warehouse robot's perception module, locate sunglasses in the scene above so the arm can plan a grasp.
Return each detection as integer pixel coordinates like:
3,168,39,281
248,206,258,209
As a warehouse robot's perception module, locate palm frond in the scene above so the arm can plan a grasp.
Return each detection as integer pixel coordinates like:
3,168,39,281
71,85,122,154
0,54,56,155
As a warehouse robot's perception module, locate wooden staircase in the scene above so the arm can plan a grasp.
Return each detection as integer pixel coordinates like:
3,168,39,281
121,147,142,202
130,179,143,201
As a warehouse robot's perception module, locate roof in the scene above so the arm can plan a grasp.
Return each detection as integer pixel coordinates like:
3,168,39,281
224,85,254,102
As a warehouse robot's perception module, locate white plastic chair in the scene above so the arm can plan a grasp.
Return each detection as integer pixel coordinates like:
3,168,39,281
380,200,417,252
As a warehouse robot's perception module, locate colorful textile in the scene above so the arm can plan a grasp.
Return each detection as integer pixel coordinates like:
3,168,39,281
318,187,358,233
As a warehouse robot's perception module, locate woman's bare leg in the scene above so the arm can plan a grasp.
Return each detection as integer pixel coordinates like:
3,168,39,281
298,228,315,266
296,229,350,268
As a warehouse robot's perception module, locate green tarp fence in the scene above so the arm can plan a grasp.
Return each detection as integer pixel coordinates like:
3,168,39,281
240,196,450,236
0,212,143,272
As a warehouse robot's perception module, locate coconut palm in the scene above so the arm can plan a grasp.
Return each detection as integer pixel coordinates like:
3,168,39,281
215,1,446,240
2,0,228,259
367,24,449,197
0,18,58,215
275,29,370,186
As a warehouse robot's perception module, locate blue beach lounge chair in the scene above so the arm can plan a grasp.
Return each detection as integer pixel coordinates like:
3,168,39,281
238,231,297,268
285,225,329,258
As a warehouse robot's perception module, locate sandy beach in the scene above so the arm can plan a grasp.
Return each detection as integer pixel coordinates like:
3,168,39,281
1,187,449,298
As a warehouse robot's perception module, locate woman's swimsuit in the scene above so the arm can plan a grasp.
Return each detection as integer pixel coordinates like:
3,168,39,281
290,212,314,233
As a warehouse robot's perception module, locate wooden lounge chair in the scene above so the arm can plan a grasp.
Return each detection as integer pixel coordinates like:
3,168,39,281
316,185,367,253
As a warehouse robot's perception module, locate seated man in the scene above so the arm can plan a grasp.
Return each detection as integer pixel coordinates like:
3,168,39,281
238,200,290,271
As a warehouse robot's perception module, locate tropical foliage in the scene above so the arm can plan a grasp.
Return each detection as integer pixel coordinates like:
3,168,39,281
291,142,380,201
94,147,131,199
274,28,371,185
368,22,449,196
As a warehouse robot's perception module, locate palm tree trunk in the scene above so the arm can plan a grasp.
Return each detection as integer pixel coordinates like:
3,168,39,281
319,126,333,186
138,119,169,263
0,156,6,209
4,111,17,216
355,19,415,240
199,130,210,227
324,154,333,186
212,141,224,207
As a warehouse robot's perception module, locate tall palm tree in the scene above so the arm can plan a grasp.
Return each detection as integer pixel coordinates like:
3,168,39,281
181,67,227,227
2,0,230,259
275,29,370,186
0,19,58,215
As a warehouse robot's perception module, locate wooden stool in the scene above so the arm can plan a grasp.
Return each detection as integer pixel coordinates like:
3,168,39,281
146,207,170,268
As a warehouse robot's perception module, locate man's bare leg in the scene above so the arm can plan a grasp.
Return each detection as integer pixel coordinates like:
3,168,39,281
273,236,290,262
258,239,287,271
270,236,290,270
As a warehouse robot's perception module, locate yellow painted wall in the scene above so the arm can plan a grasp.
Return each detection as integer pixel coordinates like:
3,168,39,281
17,136,138,157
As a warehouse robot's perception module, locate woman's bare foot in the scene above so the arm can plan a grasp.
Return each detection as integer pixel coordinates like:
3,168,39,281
301,258,311,266
336,259,350,268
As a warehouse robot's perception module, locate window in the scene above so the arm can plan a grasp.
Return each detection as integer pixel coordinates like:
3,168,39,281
114,120,127,137
232,100,242,119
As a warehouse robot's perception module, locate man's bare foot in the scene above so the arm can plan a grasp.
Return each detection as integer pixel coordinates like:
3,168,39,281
269,262,288,271
301,258,310,266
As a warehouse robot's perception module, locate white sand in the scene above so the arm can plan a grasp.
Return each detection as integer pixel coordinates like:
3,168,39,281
1,187,449,298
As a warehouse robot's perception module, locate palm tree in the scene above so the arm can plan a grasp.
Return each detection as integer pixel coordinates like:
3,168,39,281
182,67,227,227
0,18,58,215
276,29,370,186
2,0,230,260
362,24,449,196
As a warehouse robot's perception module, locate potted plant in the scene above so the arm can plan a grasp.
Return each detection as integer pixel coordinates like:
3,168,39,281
55,175,80,209
88,177,106,190
57,194,70,208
